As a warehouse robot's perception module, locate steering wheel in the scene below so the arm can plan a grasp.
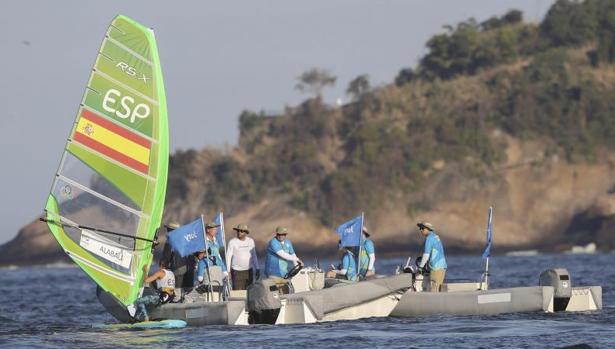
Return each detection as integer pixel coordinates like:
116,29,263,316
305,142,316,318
284,263,303,279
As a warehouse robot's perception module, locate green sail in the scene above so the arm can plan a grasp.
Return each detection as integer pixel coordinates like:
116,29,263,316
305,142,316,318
44,15,168,306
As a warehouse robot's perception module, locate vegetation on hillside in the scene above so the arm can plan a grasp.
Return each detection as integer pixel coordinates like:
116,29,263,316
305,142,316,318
166,0,615,226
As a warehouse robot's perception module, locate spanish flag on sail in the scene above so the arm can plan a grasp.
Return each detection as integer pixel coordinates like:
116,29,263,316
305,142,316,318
72,109,151,174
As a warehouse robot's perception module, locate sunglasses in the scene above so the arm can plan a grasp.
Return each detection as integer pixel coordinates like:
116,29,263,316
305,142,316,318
237,230,248,233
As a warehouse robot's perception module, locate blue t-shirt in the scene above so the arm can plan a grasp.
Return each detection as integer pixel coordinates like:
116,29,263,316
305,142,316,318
264,238,296,277
359,239,375,277
194,237,227,283
424,231,447,270
341,250,358,281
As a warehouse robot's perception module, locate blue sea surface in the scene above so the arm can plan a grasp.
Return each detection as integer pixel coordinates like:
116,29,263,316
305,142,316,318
0,253,613,348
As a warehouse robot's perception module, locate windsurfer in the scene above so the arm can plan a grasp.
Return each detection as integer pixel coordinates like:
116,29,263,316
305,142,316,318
130,259,175,322
161,222,195,302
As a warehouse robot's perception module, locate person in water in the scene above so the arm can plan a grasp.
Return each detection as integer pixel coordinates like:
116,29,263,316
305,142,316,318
194,221,228,284
226,223,260,290
358,226,376,279
326,245,358,281
264,226,303,278
129,259,175,322
417,222,447,292
161,222,195,302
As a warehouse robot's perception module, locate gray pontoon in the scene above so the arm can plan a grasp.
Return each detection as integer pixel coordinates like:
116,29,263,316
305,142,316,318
390,268,602,317
98,266,413,326
99,265,602,325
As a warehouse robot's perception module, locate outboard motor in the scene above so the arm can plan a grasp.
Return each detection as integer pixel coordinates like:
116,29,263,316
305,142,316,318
246,278,285,324
539,268,572,311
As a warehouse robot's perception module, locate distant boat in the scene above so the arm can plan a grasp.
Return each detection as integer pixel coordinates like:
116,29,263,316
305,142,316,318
506,249,539,257
566,242,597,254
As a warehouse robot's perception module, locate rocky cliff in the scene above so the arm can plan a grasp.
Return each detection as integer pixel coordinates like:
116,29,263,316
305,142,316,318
2,136,614,267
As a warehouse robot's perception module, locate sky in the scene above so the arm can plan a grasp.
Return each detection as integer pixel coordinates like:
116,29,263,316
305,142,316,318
0,0,555,244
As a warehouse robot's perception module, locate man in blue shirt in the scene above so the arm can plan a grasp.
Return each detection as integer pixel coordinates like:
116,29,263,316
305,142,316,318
358,226,376,279
194,221,228,284
326,246,357,281
264,226,304,278
417,222,447,292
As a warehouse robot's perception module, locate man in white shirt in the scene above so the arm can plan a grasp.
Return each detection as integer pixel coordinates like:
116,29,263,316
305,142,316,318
226,223,260,290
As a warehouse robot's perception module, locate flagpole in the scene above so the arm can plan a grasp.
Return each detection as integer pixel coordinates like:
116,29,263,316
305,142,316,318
220,211,231,294
201,214,214,301
482,206,493,290
483,258,489,290
220,212,226,250
358,212,364,281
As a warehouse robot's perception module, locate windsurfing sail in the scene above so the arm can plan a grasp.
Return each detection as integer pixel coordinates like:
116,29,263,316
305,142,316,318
43,15,168,306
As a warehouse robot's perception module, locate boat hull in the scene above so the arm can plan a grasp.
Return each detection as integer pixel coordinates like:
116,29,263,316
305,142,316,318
98,274,413,325
390,285,602,317
281,273,412,323
97,286,248,325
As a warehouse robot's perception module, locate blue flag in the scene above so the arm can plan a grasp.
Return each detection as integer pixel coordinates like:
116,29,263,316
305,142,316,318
336,215,364,247
167,217,206,257
213,212,225,249
482,207,493,259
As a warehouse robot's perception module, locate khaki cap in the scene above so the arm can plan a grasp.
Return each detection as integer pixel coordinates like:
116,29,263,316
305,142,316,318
275,226,288,235
205,221,220,229
362,226,370,237
417,222,434,231
233,223,250,234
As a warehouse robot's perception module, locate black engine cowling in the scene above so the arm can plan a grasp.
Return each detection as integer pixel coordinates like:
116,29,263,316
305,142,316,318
246,278,287,324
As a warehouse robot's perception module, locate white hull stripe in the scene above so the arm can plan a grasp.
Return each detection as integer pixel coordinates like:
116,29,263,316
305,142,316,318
67,250,135,284
477,293,512,304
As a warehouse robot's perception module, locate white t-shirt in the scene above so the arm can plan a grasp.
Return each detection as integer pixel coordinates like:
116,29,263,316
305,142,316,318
226,237,259,271
156,269,176,291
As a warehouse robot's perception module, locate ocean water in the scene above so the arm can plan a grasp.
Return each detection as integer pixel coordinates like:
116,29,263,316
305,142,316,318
0,253,613,349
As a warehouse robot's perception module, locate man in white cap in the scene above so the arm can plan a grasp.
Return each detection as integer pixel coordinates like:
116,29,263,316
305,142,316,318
226,223,260,290
417,222,447,292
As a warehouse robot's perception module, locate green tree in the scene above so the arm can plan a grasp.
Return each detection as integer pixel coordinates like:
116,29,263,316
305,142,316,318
595,1,615,63
346,74,371,101
295,68,337,97
540,0,598,47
